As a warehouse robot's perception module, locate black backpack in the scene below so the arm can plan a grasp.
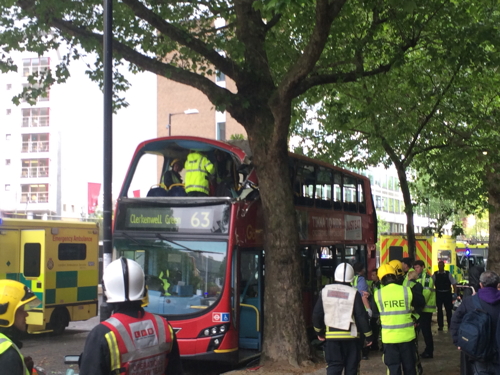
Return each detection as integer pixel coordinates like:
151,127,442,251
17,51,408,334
457,295,495,362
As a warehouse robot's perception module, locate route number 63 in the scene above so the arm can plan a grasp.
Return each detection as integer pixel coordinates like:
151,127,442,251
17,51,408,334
190,212,211,228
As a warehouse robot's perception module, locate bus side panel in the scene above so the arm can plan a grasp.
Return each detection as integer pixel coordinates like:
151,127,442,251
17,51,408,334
0,229,21,281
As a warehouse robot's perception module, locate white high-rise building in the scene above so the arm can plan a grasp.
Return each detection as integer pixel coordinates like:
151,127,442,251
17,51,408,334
0,49,156,220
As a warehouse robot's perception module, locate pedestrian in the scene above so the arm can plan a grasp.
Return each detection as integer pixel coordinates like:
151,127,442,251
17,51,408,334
79,257,183,375
184,150,215,196
432,260,457,331
374,264,425,375
413,260,436,359
352,262,372,360
0,280,41,375
450,271,500,375
313,262,373,375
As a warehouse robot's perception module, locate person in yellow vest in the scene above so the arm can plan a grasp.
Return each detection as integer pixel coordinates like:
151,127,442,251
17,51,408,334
163,159,184,189
79,258,183,374
413,259,436,359
374,264,425,375
0,280,41,375
313,263,373,375
402,257,415,281
184,150,215,196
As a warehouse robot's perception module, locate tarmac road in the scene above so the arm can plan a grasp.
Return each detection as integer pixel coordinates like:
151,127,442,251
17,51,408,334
21,314,233,375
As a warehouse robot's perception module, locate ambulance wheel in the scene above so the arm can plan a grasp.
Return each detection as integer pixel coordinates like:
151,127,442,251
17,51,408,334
50,307,69,335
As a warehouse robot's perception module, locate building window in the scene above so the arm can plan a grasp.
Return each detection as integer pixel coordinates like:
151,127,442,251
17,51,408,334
20,183,48,203
21,158,49,178
216,70,226,82
5,184,10,191
21,83,50,102
5,159,10,166
5,134,11,140
22,57,50,77
21,133,49,153
6,83,12,90
6,109,11,115
216,121,226,141
22,108,49,127
63,203,67,212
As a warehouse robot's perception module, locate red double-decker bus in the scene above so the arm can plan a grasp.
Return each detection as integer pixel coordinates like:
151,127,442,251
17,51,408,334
113,136,377,364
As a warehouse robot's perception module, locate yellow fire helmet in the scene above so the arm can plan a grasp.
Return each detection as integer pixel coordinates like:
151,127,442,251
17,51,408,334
377,264,396,281
0,280,41,327
388,259,404,277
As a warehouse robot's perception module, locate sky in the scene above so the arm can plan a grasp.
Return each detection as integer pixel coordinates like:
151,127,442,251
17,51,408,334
51,54,157,213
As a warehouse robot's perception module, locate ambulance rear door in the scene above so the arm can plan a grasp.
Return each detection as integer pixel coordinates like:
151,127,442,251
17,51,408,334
0,228,21,280
21,230,45,326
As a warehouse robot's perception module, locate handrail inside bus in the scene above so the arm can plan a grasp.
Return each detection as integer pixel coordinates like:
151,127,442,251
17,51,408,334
240,303,260,332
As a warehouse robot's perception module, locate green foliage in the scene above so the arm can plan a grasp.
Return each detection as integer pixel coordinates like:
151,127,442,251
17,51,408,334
229,133,246,140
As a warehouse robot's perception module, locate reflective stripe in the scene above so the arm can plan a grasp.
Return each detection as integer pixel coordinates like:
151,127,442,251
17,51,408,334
0,334,29,375
105,331,121,371
381,322,415,329
106,317,136,353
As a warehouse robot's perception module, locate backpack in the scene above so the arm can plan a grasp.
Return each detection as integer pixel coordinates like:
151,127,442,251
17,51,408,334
457,295,495,362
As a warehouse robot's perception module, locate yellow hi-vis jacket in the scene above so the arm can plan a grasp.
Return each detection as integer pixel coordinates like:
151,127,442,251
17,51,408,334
417,272,436,313
0,333,30,375
184,152,215,194
375,283,416,344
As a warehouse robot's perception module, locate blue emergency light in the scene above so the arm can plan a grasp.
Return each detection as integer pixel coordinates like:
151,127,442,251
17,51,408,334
465,247,470,256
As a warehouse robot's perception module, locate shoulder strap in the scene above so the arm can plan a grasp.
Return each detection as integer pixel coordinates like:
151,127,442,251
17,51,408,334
472,294,483,310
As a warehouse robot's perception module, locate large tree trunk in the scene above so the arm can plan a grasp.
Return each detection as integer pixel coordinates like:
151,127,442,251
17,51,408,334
395,163,417,259
487,168,500,273
245,110,311,366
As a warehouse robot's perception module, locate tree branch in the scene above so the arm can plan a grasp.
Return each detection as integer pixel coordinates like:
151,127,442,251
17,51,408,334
120,0,240,80
404,63,462,161
277,0,347,101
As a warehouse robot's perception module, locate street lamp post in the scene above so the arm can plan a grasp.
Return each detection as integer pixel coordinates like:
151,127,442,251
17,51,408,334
167,108,199,136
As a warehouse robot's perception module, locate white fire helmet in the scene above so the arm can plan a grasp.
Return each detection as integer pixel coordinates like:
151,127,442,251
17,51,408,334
103,257,145,303
334,262,355,283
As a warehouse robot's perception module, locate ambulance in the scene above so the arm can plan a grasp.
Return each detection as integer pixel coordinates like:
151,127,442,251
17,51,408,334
379,233,460,281
0,218,99,334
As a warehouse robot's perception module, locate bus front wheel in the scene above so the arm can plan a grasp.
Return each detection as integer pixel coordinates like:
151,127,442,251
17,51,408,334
50,307,69,335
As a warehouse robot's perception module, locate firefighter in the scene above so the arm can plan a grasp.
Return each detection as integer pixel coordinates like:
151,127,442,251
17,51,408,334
79,258,183,375
184,150,215,196
313,263,373,375
375,264,425,375
0,280,41,375
414,260,436,359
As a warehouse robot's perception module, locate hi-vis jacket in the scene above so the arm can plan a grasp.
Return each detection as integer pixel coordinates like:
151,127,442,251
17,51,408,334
375,283,426,344
417,272,436,313
184,152,215,194
312,284,372,341
101,312,173,375
0,333,29,375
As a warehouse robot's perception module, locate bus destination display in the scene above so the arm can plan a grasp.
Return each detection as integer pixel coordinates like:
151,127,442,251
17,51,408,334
122,204,229,234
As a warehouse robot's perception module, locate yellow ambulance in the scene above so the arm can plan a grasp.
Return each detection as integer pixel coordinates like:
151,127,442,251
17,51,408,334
0,218,99,334
379,233,460,280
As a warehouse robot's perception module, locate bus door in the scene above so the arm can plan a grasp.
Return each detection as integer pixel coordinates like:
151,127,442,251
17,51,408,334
238,249,263,351
21,230,44,326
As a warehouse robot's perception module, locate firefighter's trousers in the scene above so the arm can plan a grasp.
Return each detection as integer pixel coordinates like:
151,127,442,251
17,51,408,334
324,338,362,375
383,340,418,375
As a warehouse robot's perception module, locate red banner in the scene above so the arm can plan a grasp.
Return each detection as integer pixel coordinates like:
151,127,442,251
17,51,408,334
133,190,141,197
88,182,101,214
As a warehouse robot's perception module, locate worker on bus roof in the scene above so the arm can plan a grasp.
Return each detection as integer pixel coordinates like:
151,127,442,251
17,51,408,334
184,150,215,196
